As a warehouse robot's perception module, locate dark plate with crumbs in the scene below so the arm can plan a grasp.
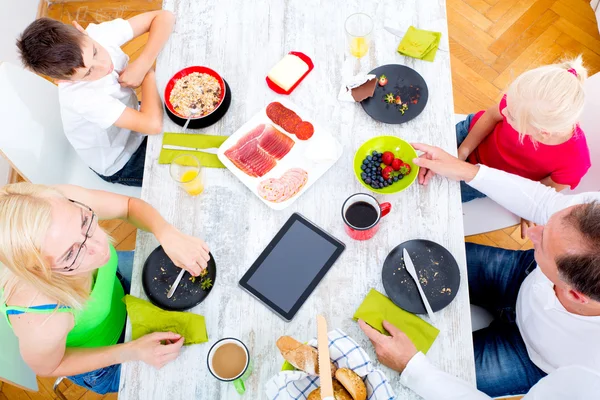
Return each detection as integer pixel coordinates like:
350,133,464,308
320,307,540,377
382,239,459,314
142,246,216,311
361,64,428,124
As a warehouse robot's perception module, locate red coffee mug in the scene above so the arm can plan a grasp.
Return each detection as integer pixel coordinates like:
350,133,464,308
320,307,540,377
342,193,391,240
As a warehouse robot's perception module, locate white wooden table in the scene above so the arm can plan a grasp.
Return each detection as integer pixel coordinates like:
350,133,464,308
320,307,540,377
119,0,476,398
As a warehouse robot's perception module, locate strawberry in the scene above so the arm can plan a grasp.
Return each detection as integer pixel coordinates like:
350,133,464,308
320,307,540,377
399,163,412,175
381,151,395,166
391,158,403,171
382,166,393,180
384,93,395,104
394,95,402,105
378,74,388,86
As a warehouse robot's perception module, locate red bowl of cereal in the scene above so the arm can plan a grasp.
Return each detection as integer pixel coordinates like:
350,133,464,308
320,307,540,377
164,66,227,119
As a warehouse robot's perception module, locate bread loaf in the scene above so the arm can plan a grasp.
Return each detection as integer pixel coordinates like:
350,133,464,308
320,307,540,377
306,380,353,400
276,336,336,376
335,368,367,400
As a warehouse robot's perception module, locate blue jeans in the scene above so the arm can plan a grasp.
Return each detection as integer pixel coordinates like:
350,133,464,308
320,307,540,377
68,251,134,394
95,137,147,187
456,114,486,203
466,243,547,397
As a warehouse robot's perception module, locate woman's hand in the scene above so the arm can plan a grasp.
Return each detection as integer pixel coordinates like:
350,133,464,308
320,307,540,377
156,224,211,277
412,143,480,184
128,332,184,369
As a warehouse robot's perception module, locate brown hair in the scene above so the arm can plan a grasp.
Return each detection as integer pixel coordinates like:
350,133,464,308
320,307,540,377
16,18,85,79
556,202,600,302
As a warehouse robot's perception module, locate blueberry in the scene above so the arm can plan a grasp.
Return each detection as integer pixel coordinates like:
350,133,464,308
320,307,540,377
365,178,372,184
367,155,373,161
363,159,369,165
387,178,393,184
371,182,378,188
383,182,389,187
372,150,378,156
397,174,404,180
379,176,384,182
393,176,399,182
360,164,367,171
361,172,367,179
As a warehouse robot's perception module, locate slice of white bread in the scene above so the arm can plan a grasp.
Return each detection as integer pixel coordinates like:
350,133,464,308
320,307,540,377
276,336,336,376
267,54,309,91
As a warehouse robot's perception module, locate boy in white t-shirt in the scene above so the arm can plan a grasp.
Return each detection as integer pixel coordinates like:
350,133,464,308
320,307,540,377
16,12,175,186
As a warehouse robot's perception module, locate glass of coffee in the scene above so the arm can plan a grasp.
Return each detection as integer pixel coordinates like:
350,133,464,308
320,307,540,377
342,193,391,240
207,338,252,394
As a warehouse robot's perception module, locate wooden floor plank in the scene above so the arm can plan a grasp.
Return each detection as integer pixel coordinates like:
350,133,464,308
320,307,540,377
484,0,520,22
487,0,537,39
555,34,600,75
449,39,500,82
553,18,600,57
451,54,502,102
484,229,523,250
463,0,491,14
551,1,600,37
492,26,562,90
465,234,499,247
557,0,600,22
451,73,497,113
448,8,498,64
448,0,493,31
117,230,138,251
491,9,559,72
0,384,32,400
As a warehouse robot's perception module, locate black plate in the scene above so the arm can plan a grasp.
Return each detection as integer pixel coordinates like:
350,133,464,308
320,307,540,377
142,246,216,311
361,65,428,124
382,239,459,314
165,80,231,129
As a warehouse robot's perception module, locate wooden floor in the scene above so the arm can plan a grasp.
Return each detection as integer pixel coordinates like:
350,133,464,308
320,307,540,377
2,0,599,398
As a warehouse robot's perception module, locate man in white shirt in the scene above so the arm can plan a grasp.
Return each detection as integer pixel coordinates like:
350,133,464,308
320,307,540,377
358,320,600,399
364,143,600,397
16,12,175,186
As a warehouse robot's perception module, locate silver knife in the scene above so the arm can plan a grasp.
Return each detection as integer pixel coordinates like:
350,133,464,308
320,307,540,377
384,25,448,53
162,144,219,154
403,248,437,324
167,269,186,299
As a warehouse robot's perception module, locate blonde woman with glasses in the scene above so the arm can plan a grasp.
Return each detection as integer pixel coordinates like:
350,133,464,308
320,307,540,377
420,56,591,238
0,183,210,394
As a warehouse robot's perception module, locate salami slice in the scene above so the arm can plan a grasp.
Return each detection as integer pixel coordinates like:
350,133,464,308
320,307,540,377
281,114,302,133
294,121,314,140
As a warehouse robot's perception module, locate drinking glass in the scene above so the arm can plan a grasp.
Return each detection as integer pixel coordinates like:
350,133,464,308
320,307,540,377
170,154,204,196
345,13,374,58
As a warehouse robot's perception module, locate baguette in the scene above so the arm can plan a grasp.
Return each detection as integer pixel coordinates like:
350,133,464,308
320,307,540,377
335,368,367,400
276,336,336,375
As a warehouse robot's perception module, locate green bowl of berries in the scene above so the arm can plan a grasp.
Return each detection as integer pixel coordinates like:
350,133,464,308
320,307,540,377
354,136,419,194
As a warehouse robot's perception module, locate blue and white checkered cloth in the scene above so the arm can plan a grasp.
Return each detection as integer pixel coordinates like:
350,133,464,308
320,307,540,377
265,329,396,400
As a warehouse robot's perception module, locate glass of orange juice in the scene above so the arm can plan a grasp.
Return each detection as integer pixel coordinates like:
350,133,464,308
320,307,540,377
345,13,373,58
170,154,204,196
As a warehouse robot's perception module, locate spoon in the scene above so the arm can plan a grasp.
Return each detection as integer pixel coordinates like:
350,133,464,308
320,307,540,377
182,106,199,130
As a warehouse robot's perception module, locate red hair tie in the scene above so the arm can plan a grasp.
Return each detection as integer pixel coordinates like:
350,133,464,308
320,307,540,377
567,68,578,77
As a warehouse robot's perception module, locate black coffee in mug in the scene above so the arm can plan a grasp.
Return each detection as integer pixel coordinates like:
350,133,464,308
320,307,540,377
345,201,378,228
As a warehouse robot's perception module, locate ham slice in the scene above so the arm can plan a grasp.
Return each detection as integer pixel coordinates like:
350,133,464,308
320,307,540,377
257,168,309,203
225,124,294,177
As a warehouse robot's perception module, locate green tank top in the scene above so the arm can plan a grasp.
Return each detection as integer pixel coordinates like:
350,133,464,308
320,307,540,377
0,244,126,348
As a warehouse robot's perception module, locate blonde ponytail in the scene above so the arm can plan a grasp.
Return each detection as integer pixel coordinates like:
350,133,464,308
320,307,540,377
505,55,587,138
0,183,90,310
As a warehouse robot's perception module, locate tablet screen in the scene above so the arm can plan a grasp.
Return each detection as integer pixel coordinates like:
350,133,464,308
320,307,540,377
239,213,345,320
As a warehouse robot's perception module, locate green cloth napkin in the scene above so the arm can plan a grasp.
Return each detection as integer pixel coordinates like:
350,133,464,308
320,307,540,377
124,295,208,345
353,289,439,354
158,132,228,168
397,26,442,62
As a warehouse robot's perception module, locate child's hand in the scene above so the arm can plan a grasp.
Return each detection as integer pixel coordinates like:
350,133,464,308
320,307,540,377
118,60,151,88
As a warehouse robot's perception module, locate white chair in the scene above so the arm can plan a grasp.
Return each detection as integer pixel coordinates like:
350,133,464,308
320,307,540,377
0,61,141,197
459,72,600,235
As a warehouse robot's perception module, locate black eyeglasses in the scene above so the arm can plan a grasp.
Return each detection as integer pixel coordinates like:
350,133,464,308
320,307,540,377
61,199,97,272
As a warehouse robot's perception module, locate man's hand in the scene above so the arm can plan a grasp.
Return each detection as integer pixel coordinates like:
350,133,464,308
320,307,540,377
412,143,480,185
118,60,153,88
358,319,418,373
520,218,535,239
